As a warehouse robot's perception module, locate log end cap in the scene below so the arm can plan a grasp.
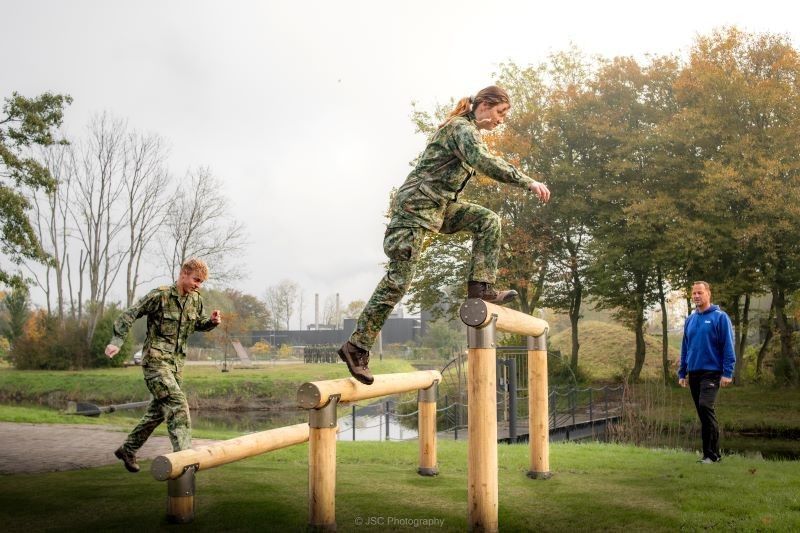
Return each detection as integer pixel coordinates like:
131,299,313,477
459,298,488,327
297,382,322,409
151,455,172,481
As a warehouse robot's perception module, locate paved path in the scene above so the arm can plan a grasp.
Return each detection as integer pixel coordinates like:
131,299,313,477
0,422,219,475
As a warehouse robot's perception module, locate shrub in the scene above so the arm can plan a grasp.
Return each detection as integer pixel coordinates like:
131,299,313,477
11,312,88,369
10,307,133,370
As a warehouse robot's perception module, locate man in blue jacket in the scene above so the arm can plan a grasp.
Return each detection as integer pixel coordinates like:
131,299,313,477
678,281,736,464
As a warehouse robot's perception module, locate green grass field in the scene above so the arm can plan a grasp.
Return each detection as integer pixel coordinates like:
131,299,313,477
1,440,798,532
0,360,418,409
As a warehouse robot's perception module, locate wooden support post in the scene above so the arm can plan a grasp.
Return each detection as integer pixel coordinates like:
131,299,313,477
417,382,438,476
308,397,338,531
461,297,550,532
166,466,195,524
466,317,498,533
527,332,552,479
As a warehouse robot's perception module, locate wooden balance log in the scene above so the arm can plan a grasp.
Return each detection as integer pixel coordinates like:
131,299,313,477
151,423,311,523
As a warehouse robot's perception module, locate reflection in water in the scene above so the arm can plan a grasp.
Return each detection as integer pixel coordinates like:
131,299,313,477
192,409,308,433
104,406,799,459
336,414,418,442
630,431,800,461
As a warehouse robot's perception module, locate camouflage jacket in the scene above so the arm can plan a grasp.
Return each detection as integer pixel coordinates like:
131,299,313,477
389,112,536,231
110,284,217,363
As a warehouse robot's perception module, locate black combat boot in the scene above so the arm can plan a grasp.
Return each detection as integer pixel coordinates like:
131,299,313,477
114,446,140,473
467,281,518,305
337,341,375,385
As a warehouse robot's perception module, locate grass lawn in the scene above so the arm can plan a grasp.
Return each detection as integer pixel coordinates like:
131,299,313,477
0,359,418,408
1,440,798,532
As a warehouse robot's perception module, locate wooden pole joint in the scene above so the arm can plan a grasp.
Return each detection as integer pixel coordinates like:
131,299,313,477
418,382,438,403
467,315,497,349
527,329,548,351
309,395,339,429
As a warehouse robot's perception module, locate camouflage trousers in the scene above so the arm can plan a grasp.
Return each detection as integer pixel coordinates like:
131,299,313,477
350,201,501,351
121,360,191,453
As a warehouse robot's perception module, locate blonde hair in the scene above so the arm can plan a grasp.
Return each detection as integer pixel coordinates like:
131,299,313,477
439,85,511,128
181,257,209,281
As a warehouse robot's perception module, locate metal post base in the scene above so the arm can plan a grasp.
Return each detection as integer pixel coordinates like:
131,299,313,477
527,470,553,480
166,466,196,523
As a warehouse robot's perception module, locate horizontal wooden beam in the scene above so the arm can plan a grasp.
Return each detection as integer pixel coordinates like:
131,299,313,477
151,423,310,481
459,298,548,337
297,370,442,409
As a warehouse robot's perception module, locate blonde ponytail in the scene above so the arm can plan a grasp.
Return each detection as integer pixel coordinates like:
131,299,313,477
438,86,510,129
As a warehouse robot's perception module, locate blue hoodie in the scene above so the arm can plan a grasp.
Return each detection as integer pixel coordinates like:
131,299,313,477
678,304,736,379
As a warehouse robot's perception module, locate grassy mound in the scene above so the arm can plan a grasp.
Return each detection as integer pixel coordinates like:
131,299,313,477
549,320,681,381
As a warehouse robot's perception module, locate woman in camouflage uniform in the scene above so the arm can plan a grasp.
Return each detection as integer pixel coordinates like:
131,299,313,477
105,258,221,473
339,86,550,385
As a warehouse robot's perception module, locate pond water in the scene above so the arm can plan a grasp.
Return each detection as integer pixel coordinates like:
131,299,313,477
100,405,799,459
622,432,800,461
101,404,417,441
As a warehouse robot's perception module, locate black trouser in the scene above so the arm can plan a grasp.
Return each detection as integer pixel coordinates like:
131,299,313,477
688,371,722,461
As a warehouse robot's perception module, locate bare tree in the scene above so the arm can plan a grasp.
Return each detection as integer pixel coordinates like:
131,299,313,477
263,286,285,331
122,130,171,305
344,299,366,319
321,295,339,327
72,112,128,340
161,167,246,284
27,143,78,321
264,280,299,331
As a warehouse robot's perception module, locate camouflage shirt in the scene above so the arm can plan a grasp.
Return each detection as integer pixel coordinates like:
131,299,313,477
110,284,217,363
389,112,536,231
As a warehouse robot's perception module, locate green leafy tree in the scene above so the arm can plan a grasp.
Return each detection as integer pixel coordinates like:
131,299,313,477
675,28,800,385
502,49,603,374
2,285,30,344
0,92,72,288
586,54,682,382
421,319,463,359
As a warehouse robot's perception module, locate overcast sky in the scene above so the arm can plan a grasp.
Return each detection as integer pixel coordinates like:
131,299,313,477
3,1,800,327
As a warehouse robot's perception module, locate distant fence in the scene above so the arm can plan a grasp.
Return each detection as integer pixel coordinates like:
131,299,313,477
337,384,623,443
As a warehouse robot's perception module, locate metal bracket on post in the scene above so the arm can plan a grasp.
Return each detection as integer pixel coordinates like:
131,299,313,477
467,315,497,349
527,329,548,351
166,465,196,524
168,466,196,497
309,395,340,429
418,382,438,403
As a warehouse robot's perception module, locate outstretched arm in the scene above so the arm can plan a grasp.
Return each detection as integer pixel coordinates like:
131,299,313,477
105,289,162,358
453,122,549,202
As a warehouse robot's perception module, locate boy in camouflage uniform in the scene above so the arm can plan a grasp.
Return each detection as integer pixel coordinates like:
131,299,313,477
339,86,550,385
105,258,221,473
